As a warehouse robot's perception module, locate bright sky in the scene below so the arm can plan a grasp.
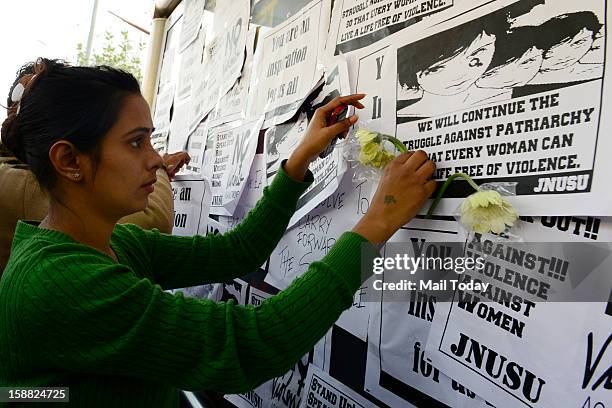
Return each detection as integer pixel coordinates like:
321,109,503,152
0,0,155,122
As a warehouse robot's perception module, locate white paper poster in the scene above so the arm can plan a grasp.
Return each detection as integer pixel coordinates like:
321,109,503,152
224,287,329,408
218,154,266,230
209,27,257,127
264,59,353,228
300,364,377,408
364,222,491,408
151,129,169,156
168,102,192,153
178,0,206,52
176,22,205,102
352,0,612,216
265,172,372,289
207,117,264,216
153,84,175,131
211,0,250,98
225,287,273,408
188,0,250,133
424,217,612,408
328,0,454,56
183,120,208,175
252,0,331,126
170,178,210,236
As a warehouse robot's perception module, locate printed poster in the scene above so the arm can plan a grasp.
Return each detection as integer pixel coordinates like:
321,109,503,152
251,0,331,126
424,217,612,408
206,118,264,216
364,221,491,408
264,59,352,228
354,0,612,215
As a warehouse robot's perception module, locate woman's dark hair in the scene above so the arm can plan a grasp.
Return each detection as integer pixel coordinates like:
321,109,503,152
535,11,603,52
396,0,549,90
485,25,542,70
397,19,499,91
0,58,141,190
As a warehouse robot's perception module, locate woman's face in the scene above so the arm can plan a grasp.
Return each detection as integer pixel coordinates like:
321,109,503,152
541,28,594,71
580,29,604,64
87,94,163,220
476,46,544,88
417,31,496,96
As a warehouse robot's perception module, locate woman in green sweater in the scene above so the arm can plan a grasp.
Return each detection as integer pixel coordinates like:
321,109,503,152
0,59,436,406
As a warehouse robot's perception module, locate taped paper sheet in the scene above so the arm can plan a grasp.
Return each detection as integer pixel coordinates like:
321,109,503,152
209,27,257,127
218,154,266,230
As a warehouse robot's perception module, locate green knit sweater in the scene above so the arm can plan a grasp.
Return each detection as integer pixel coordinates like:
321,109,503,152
0,166,373,407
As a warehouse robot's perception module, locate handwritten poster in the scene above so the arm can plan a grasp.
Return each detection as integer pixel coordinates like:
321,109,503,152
218,154,266,230
265,171,372,290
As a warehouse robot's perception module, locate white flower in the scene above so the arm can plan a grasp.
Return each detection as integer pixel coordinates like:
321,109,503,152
355,129,379,145
460,190,518,234
354,129,401,168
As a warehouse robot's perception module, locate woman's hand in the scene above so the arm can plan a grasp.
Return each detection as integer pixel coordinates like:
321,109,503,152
284,94,365,181
163,151,191,180
352,150,437,244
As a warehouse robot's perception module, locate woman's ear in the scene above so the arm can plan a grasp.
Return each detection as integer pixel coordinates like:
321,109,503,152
48,140,88,182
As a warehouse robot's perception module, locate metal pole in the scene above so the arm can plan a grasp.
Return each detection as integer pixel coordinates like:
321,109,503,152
85,0,101,63
107,10,150,35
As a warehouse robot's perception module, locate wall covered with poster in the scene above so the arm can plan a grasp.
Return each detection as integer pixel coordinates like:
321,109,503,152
152,1,612,407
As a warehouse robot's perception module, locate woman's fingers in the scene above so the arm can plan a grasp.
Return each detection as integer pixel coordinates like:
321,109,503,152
403,149,429,172
318,94,366,117
392,151,413,165
323,114,358,138
415,159,436,181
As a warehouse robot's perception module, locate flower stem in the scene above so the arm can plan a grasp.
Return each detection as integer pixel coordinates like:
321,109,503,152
384,135,408,153
425,172,480,218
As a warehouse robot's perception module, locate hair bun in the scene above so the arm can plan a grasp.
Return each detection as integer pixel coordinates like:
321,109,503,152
1,113,27,163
